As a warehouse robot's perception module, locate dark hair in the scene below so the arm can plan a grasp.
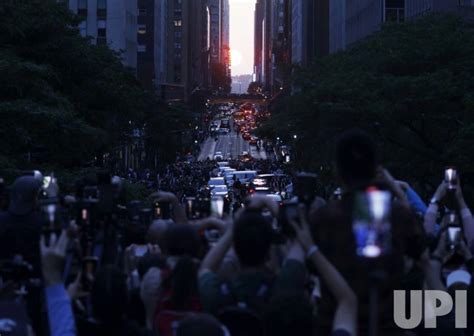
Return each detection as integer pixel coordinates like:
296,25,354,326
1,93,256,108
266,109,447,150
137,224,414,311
176,314,224,336
233,210,273,268
264,292,313,336
91,265,128,323
164,257,199,310
335,129,377,186
165,224,201,257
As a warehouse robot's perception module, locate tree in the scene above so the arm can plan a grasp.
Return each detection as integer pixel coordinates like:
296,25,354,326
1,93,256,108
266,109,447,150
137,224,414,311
210,63,231,93
0,0,189,176
263,14,474,196
247,81,263,95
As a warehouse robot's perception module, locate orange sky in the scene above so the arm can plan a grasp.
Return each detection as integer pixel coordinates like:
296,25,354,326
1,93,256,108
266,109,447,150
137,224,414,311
230,0,256,76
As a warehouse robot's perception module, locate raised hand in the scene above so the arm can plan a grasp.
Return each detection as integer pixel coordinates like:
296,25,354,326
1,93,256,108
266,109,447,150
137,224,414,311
40,231,69,286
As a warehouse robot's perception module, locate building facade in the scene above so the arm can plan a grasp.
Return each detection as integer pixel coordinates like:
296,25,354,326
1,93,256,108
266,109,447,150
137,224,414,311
67,0,138,69
155,0,212,101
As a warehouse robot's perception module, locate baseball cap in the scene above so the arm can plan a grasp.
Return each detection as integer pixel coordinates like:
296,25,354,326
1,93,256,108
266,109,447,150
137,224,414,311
8,176,42,216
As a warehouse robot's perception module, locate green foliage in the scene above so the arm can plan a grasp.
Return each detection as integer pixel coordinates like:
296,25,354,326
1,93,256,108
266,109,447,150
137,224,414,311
265,14,474,192
211,63,231,93
0,0,187,176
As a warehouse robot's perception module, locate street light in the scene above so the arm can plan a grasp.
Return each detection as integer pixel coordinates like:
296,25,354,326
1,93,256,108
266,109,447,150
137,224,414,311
194,140,198,144
293,134,297,140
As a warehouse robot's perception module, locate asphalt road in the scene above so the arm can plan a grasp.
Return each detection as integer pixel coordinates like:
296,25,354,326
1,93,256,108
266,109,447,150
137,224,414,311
198,128,268,161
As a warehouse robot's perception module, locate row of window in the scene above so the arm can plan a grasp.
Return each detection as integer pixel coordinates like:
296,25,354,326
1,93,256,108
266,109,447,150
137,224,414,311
78,0,106,9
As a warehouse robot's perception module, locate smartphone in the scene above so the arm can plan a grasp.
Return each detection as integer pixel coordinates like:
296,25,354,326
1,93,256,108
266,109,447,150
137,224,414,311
154,201,171,220
81,256,98,291
447,227,462,249
444,167,457,190
185,197,196,219
81,208,89,223
352,189,392,258
134,245,148,257
278,201,299,238
43,176,52,189
210,197,224,217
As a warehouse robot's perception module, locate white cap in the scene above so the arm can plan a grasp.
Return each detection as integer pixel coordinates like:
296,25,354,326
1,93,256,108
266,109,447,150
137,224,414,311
446,270,472,288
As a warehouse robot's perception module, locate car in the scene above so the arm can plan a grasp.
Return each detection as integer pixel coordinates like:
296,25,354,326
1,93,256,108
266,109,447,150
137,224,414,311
211,185,229,197
225,170,258,186
217,161,229,168
218,167,235,177
214,151,223,160
219,128,229,134
265,193,283,203
239,151,252,162
208,177,225,187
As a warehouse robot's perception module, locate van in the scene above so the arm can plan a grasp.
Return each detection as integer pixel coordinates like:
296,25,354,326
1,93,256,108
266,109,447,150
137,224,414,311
225,170,258,186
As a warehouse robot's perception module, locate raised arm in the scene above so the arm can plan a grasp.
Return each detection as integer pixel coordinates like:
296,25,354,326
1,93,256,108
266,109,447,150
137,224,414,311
424,181,447,236
198,218,233,277
290,205,357,335
41,231,76,336
456,180,474,248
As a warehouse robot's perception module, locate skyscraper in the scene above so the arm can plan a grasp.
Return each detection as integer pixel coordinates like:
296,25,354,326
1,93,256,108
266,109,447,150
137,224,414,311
67,0,138,69
155,0,211,101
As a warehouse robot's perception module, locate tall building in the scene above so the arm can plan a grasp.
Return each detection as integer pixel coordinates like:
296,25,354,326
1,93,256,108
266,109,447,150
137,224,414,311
67,0,138,69
155,0,211,101
137,0,155,91
406,0,474,20
209,0,222,65
254,0,292,94
254,0,265,83
221,0,231,79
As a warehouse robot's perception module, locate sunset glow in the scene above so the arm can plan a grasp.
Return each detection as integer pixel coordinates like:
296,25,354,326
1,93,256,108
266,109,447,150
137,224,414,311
230,49,243,67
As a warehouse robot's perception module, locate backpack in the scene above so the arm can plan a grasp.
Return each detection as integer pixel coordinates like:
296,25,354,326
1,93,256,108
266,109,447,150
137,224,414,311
216,275,274,336
153,267,202,336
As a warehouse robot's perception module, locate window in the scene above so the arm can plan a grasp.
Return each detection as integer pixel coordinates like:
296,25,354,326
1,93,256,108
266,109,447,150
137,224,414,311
385,0,405,23
79,21,87,37
97,20,106,38
174,20,182,27
138,24,146,35
97,20,106,29
97,0,106,18
174,43,182,49
174,31,182,38
78,0,87,16
138,45,146,52
139,9,147,16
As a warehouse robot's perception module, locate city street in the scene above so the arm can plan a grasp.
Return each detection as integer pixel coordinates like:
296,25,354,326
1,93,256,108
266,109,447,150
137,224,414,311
197,131,268,161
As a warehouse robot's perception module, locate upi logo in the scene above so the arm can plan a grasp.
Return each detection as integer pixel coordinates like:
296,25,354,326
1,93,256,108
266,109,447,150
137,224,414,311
393,290,467,329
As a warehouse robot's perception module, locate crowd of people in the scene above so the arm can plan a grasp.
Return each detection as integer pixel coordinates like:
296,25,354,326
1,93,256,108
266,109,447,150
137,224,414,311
0,129,473,336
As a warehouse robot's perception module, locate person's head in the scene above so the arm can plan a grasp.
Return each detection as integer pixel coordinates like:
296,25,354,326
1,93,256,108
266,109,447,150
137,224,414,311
91,265,128,323
233,210,273,268
176,314,227,336
147,219,173,250
264,292,313,336
335,129,377,188
8,176,42,216
164,224,201,257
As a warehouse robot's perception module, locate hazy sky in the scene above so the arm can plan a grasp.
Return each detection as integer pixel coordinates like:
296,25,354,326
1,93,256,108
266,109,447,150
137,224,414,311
230,0,256,76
